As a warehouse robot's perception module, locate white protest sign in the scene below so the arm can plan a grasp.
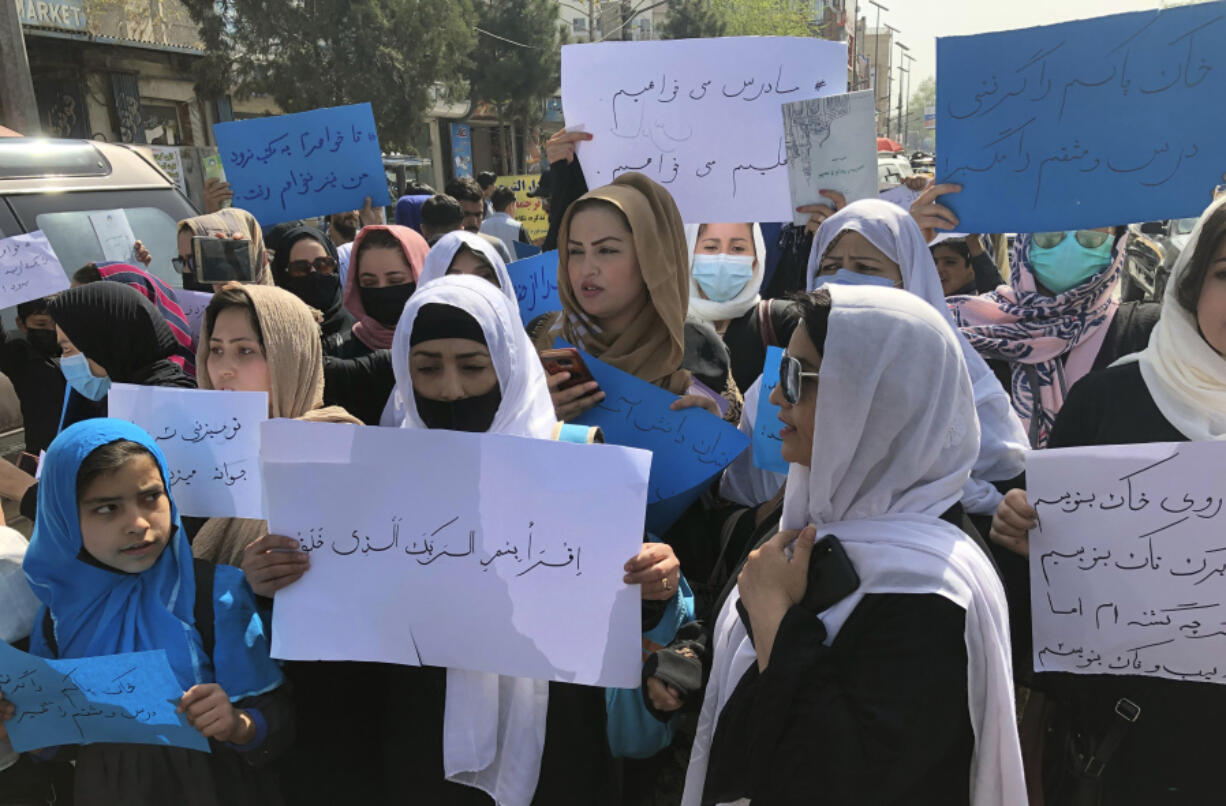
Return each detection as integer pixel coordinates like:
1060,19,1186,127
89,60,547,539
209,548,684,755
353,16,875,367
262,419,650,687
561,36,847,224
175,289,212,340
106,384,268,519
1028,441,1226,685
87,209,137,263
782,90,877,226
0,231,70,308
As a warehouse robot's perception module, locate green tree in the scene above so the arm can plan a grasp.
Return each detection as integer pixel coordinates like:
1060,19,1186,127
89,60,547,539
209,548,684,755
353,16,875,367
901,76,935,150
662,0,725,39
713,0,812,37
182,0,477,152
468,0,568,173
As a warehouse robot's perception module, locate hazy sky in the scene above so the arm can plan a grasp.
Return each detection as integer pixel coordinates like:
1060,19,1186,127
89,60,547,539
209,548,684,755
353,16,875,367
866,0,1177,89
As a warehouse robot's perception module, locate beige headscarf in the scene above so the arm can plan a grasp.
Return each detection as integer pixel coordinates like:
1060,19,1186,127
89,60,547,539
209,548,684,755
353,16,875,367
534,172,691,394
177,208,275,286
192,284,360,566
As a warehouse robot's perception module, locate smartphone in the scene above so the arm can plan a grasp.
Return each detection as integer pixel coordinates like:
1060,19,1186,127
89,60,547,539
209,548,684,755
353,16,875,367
16,452,39,477
193,236,253,284
737,534,860,643
202,155,231,209
540,348,596,391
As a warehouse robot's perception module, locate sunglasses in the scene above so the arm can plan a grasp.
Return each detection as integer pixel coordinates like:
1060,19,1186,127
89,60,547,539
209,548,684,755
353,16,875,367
286,256,338,278
779,353,820,405
172,255,195,274
1032,230,1111,250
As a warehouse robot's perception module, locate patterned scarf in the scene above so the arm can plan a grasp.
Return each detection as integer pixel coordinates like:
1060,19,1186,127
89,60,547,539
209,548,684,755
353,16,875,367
947,233,1123,447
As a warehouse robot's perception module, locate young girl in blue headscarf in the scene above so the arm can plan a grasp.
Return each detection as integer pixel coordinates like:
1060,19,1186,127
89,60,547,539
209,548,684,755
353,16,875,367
1,419,292,806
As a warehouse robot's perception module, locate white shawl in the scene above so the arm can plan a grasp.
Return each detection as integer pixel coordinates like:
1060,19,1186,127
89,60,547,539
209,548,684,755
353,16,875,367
684,285,1026,806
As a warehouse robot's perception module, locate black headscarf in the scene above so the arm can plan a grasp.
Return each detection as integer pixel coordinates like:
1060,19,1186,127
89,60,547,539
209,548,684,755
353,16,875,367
49,283,193,388
269,226,354,339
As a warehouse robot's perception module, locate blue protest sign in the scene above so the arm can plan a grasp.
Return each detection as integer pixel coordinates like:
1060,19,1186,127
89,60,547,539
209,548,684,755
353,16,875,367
513,240,542,260
752,346,789,475
936,3,1226,232
0,641,209,753
213,103,391,226
509,251,562,325
557,341,750,534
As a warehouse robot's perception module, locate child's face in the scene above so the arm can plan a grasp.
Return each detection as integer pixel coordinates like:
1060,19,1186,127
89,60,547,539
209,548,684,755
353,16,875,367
78,454,172,573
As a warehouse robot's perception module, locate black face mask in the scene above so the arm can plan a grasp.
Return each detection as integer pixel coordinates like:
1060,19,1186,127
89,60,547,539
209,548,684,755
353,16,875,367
26,328,59,357
415,387,502,432
360,283,415,328
285,272,341,313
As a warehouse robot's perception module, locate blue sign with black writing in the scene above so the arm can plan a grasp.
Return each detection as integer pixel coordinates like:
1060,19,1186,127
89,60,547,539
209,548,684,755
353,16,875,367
557,341,750,534
213,103,390,226
752,346,789,475
936,2,1226,232
0,642,208,753
508,251,562,325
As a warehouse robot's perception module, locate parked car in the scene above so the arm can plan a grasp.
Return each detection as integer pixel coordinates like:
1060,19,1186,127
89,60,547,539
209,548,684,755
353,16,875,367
1122,218,1196,302
877,151,915,190
0,137,201,432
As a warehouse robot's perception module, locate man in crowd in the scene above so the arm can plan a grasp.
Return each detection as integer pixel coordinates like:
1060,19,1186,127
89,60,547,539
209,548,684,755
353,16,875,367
445,177,513,262
480,186,530,255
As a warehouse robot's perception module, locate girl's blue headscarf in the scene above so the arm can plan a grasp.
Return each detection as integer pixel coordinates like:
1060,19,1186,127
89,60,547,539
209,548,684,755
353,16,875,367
23,418,282,699
395,194,432,233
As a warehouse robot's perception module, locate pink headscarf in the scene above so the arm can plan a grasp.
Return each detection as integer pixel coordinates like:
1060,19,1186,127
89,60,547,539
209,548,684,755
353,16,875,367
343,225,429,350
96,263,197,378
947,233,1123,447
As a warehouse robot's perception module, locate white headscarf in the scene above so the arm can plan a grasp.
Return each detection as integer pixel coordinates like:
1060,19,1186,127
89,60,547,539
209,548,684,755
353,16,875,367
1114,194,1226,440
684,223,767,324
419,230,517,309
684,285,1025,806
806,199,1028,515
390,274,554,805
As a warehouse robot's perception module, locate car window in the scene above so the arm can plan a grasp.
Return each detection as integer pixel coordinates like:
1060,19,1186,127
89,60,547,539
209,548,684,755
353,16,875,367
1174,218,1197,235
35,207,182,289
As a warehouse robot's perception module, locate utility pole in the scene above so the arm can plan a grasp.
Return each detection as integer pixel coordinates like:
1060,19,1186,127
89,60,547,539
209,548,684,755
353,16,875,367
895,41,908,143
902,52,915,148
883,23,899,142
0,0,40,134
867,1,887,133
848,0,858,91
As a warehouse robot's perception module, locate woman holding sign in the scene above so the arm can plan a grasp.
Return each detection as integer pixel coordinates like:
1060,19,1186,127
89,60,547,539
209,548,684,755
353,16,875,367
989,195,1226,804
664,285,1024,805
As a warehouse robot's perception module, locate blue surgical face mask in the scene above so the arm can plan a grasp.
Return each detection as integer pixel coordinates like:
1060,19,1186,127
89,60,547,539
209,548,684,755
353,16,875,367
811,268,898,290
1028,235,1113,295
60,352,111,401
692,254,755,302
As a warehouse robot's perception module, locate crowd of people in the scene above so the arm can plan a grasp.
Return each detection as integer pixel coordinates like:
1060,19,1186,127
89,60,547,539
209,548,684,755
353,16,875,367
0,109,1221,806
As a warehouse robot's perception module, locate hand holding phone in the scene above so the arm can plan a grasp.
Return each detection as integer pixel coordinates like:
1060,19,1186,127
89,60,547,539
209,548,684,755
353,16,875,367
540,348,595,391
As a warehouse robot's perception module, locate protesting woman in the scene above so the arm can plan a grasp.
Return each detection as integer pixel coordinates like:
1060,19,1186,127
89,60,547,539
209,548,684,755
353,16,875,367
989,195,1226,804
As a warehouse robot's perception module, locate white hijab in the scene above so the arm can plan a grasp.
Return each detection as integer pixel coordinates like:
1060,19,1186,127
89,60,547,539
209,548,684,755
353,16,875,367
684,223,767,324
390,275,555,806
806,199,1028,515
1114,194,1226,440
684,285,1026,806
420,230,518,309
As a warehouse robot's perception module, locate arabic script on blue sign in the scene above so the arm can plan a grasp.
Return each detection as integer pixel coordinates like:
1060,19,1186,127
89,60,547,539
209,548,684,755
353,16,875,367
509,251,562,325
558,341,750,534
0,641,209,753
936,3,1226,232
213,103,391,226
752,346,789,475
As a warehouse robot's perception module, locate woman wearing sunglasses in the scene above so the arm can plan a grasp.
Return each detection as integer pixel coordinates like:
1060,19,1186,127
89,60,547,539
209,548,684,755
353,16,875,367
269,225,356,356
986,196,1226,805
646,286,1025,805
933,218,1159,450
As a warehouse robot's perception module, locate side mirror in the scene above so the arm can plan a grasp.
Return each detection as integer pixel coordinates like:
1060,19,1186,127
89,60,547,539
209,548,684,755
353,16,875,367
1139,221,1166,235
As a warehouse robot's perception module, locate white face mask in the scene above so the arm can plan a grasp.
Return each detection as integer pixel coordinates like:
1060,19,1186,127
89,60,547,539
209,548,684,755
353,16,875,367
692,253,755,302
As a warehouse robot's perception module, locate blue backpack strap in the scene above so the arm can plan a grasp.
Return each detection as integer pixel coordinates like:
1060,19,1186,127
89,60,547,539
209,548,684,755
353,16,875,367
552,422,604,444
